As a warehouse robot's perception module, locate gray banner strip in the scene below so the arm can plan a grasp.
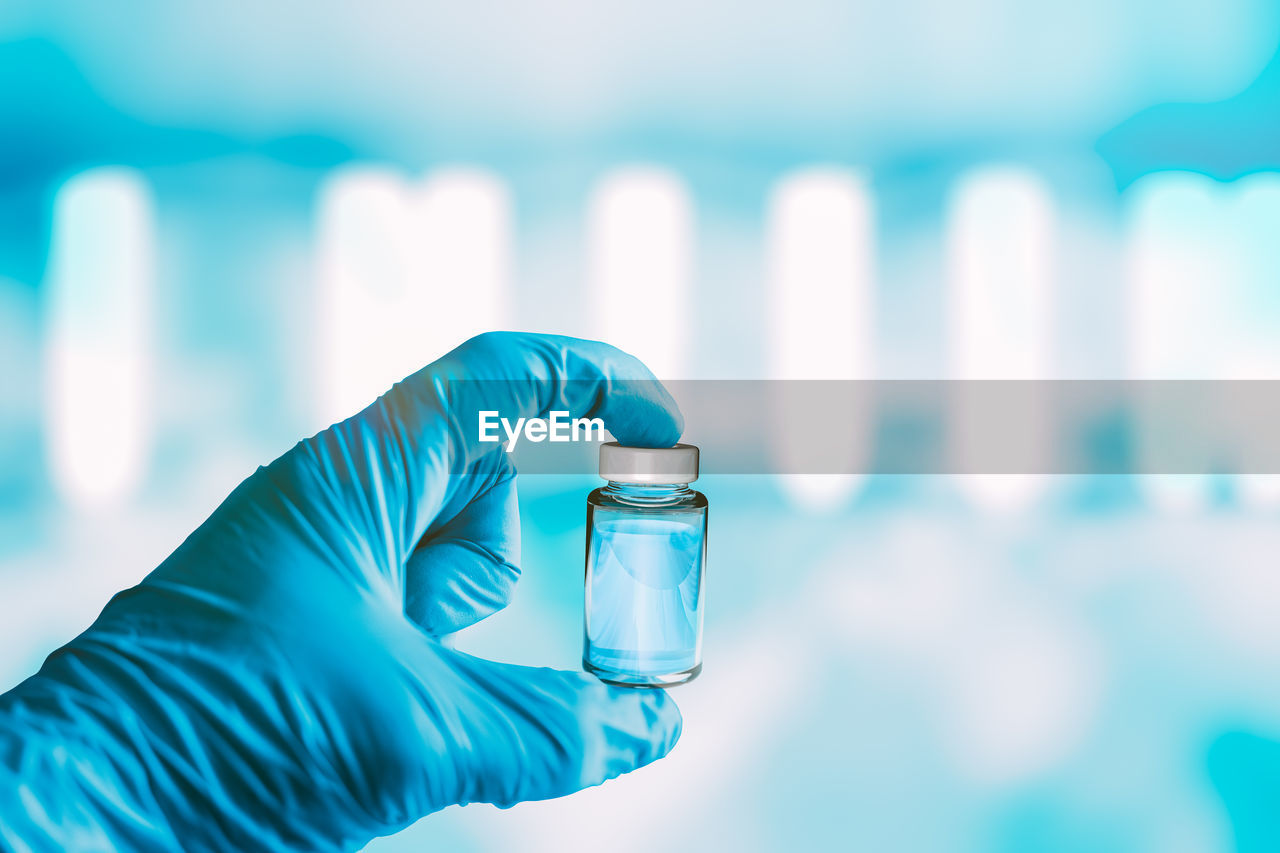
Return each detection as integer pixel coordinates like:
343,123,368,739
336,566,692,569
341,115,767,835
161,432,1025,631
445,380,1280,475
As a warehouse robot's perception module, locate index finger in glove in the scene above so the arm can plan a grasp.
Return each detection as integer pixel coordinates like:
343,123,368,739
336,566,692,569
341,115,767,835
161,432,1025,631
285,331,683,591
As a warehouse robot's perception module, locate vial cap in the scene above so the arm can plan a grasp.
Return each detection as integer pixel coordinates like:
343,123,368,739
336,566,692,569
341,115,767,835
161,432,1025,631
599,442,699,484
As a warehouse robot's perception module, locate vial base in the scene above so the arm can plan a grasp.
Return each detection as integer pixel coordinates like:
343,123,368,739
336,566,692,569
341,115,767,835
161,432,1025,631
583,659,702,688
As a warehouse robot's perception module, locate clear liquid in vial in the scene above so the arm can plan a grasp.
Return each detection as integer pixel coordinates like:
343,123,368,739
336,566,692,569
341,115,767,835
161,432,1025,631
584,507,706,686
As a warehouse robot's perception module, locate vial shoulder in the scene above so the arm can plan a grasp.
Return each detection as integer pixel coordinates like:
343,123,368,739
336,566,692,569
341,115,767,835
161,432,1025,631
587,486,707,510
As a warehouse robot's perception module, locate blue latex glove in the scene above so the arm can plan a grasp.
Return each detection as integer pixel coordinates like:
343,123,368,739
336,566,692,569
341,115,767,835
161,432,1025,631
0,332,684,852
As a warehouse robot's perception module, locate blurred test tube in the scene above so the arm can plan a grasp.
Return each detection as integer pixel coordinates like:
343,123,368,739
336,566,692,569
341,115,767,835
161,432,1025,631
945,167,1054,511
1128,172,1280,509
766,169,874,511
44,169,154,510
587,167,693,381
315,167,510,427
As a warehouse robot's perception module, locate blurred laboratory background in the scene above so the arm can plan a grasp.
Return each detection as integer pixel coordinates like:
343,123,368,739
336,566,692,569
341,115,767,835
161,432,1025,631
4,1,1280,850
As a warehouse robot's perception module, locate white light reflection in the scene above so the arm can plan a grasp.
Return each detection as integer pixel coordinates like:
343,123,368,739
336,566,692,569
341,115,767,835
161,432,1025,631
765,170,873,511
946,167,1053,512
45,169,154,509
1128,173,1280,510
316,167,510,427
587,167,693,381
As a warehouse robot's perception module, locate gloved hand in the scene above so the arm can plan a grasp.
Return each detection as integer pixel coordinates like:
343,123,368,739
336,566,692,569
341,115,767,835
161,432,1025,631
0,332,684,852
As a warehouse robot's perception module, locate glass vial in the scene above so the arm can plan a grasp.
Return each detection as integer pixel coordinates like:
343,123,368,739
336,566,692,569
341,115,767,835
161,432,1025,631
584,442,707,687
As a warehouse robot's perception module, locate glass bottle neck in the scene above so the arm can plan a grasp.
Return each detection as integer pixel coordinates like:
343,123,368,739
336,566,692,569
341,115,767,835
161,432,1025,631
603,481,694,504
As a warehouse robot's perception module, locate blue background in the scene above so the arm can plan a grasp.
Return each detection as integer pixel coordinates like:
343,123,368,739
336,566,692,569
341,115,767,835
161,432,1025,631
4,2,1280,849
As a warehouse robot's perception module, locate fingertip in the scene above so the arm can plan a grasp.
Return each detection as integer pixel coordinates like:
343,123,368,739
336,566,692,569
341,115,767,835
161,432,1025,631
538,669,683,790
612,352,684,448
445,660,686,807
589,679,684,773
555,337,684,448
634,686,683,758
604,384,684,448
447,332,685,448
